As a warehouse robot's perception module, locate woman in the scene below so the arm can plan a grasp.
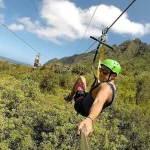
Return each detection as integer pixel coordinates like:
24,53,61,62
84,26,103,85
64,59,121,136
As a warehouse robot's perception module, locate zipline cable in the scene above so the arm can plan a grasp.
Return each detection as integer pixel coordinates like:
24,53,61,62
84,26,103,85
0,21,50,60
83,0,136,54
30,0,39,15
107,0,136,31
76,0,101,54
69,0,101,66
0,21,38,53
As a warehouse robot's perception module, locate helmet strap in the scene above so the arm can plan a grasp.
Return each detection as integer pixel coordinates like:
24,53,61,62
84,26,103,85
105,72,113,82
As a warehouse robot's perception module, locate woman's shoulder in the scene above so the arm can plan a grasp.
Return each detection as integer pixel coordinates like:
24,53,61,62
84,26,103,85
99,82,116,91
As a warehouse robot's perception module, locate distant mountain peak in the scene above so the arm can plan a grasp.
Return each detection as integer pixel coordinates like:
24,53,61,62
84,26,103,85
134,38,142,46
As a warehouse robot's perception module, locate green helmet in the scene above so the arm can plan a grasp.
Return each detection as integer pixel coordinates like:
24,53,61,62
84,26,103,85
101,59,121,76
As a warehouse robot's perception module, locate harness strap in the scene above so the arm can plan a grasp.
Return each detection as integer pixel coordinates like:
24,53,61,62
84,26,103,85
102,82,115,110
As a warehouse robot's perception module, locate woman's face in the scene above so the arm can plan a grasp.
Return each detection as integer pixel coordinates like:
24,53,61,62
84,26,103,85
99,65,112,82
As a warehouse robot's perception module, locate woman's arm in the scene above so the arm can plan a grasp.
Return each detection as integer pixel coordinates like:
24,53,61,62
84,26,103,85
77,83,112,136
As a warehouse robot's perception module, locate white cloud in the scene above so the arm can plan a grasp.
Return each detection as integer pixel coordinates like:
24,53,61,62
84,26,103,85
17,17,62,44
17,17,38,30
16,0,150,44
0,0,4,8
8,23,24,31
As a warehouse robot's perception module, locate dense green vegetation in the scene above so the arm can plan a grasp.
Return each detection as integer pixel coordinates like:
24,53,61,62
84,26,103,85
0,39,149,149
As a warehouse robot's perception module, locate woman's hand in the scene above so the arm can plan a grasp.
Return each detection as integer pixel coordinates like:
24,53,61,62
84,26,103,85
77,117,93,136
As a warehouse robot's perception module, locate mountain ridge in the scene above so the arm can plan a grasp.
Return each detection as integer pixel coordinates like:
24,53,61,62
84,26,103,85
44,38,150,66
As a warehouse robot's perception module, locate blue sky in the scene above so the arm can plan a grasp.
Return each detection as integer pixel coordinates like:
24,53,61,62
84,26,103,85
0,0,150,65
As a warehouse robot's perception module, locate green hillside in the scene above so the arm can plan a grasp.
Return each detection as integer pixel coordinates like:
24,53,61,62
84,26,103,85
0,38,149,149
